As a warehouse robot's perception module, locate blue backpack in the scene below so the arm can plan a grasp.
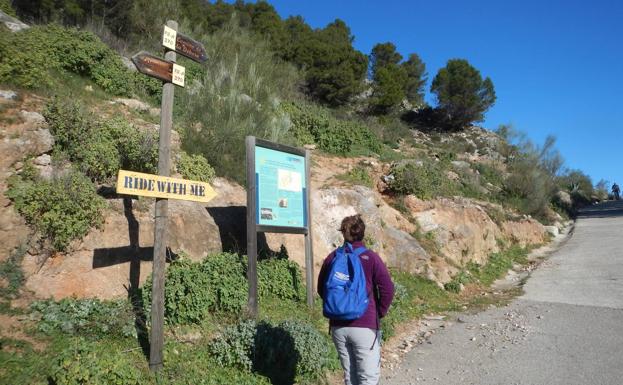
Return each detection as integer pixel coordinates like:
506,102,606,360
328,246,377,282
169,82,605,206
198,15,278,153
322,243,369,320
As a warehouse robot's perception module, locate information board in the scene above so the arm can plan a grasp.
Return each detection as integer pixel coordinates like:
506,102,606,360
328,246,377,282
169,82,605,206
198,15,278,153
255,146,307,228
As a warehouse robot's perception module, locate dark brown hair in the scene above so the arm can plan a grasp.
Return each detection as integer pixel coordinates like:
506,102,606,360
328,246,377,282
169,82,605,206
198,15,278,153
339,214,365,243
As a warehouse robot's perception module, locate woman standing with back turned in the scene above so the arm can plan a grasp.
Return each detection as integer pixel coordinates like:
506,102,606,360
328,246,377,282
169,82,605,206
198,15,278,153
318,214,395,385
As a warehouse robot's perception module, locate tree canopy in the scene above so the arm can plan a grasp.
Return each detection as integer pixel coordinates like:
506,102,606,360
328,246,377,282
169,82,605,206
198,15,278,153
431,59,496,129
369,42,427,113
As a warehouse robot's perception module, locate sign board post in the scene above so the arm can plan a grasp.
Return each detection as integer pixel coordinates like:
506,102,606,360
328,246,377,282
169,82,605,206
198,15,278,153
245,136,314,317
148,19,178,372
129,20,207,372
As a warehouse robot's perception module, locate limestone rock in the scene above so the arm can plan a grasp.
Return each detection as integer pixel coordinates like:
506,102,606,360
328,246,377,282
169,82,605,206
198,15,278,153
19,110,46,127
113,98,150,112
501,219,547,247
0,11,29,32
544,226,559,237
33,154,51,166
121,56,137,72
0,90,17,100
411,198,502,266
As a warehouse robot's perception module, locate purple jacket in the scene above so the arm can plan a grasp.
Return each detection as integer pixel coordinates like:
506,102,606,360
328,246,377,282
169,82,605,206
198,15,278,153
317,241,395,329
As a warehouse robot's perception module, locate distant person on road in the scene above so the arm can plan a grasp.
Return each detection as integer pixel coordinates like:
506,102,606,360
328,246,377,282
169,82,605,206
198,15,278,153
613,182,620,200
318,214,394,385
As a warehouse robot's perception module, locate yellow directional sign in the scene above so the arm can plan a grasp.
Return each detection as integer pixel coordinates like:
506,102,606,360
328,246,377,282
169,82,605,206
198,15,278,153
116,170,217,203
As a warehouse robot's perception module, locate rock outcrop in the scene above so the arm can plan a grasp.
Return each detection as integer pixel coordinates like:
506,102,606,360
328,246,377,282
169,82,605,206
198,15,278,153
0,92,552,299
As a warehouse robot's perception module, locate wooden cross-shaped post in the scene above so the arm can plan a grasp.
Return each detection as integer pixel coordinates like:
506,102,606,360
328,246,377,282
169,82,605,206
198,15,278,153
148,19,177,372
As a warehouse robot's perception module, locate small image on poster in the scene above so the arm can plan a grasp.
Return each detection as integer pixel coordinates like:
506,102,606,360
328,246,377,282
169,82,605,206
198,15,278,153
255,146,306,228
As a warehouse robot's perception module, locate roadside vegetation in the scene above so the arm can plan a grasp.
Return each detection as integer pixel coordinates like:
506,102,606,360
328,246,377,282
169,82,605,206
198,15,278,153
0,1,608,384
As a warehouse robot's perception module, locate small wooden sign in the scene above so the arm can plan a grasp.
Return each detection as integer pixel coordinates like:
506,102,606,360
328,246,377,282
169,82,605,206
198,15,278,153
131,51,185,87
162,25,207,63
116,170,217,203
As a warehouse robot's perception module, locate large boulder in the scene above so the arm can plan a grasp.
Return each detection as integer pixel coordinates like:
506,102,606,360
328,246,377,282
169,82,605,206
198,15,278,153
0,10,29,32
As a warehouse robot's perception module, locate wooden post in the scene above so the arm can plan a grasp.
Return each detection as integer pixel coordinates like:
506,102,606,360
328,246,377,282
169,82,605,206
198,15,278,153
149,19,177,373
246,136,258,317
304,149,314,307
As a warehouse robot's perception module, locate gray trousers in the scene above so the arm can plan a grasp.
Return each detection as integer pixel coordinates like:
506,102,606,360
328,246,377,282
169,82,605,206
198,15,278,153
331,327,381,385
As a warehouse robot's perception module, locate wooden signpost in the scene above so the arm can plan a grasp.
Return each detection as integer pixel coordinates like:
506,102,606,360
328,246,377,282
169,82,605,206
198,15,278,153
162,25,208,63
128,20,208,372
132,52,186,87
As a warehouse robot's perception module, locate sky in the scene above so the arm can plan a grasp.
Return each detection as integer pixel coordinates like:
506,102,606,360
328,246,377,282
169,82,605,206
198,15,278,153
264,0,623,189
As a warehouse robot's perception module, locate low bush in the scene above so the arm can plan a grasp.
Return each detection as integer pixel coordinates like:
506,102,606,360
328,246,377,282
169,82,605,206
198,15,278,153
108,118,159,174
0,242,27,299
389,160,456,199
209,319,257,371
176,151,216,183
467,245,529,286
142,253,248,324
142,252,305,324
44,98,159,181
210,319,330,385
31,298,136,338
257,258,305,301
337,165,374,188
0,0,16,17
6,169,106,251
283,102,382,155
0,24,160,97
444,270,474,293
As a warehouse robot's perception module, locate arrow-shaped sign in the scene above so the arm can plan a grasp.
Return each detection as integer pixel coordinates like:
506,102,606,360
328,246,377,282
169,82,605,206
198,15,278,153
163,25,207,63
131,51,185,87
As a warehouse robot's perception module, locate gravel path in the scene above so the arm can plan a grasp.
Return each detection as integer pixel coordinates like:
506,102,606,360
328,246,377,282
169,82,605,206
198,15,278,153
385,201,623,385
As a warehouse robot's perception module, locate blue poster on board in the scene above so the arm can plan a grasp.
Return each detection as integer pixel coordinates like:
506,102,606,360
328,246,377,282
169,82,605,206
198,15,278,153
255,146,307,228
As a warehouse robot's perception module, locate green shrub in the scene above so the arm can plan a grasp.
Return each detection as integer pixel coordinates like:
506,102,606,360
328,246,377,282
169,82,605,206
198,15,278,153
0,24,160,97
6,169,106,251
210,319,330,385
142,253,248,324
0,0,16,17
209,319,257,371
44,98,119,181
337,165,374,188
257,258,304,301
256,320,330,384
389,160,456,199
0,243,27,299
142,252,306,324
44,99,159,180
106,118,159,174
31,298,136,338
176,151,216,183
474,163,505,188
467,245,529,286
50,338,145,385
282,102,382,155
444,270,474,293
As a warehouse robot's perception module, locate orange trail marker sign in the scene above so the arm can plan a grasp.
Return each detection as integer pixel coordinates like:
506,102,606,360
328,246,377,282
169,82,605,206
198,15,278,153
131,51,185,87
163,25,207,63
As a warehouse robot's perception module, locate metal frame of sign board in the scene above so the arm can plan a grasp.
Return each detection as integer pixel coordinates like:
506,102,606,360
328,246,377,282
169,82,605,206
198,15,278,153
246,136,314,316
254,138,309,234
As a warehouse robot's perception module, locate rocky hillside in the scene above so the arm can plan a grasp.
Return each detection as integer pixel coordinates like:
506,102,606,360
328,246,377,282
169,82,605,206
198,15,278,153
0,89,559,300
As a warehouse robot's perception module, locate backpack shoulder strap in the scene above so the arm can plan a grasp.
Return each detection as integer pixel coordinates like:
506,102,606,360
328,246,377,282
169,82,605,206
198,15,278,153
351,247,367,258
